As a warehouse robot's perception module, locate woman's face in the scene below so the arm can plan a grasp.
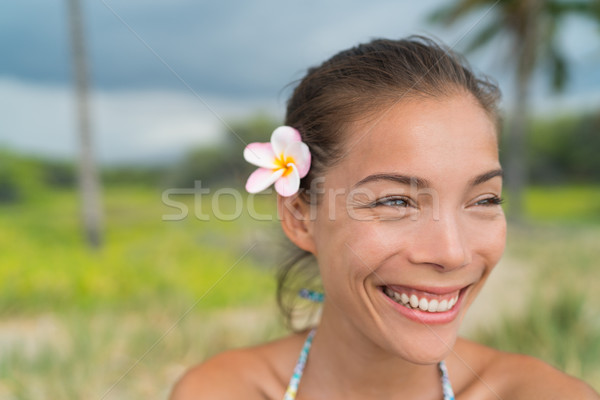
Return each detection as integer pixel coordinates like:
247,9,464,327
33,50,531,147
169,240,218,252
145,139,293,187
308,92,506,363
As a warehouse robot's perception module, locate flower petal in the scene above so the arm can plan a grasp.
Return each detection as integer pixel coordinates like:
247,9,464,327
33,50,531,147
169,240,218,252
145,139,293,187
271,126,301,156
243,142,277,169
283,141,311,178
274,164,300,197
245,168,284,193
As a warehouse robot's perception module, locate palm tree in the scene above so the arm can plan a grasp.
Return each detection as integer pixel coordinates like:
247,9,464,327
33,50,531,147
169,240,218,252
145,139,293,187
428,0,600,220
67,0,103,248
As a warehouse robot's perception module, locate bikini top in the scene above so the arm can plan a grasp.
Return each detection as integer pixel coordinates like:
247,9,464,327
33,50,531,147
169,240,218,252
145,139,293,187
283,328,455,400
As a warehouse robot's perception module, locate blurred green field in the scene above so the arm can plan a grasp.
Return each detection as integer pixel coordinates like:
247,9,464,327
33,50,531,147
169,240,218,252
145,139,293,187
0,184,599,398
0,186,281,314
472,221,600,391
524,185,600,224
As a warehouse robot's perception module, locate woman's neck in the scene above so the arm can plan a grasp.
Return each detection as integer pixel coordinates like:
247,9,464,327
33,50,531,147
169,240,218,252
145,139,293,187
299,303,444,399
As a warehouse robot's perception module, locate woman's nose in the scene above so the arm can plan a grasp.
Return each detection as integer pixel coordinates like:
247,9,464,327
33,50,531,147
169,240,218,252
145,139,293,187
407,214,471,271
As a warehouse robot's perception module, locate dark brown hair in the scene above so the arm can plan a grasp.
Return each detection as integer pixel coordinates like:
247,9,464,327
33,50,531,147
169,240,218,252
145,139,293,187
277,35,502,331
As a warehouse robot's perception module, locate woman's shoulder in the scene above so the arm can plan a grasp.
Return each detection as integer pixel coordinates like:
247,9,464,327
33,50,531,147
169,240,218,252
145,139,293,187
451,337,599,399
169,331,308,400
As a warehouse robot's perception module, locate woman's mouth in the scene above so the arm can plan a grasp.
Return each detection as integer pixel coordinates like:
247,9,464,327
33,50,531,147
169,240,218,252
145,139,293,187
382,286,459,312
379,284,470,324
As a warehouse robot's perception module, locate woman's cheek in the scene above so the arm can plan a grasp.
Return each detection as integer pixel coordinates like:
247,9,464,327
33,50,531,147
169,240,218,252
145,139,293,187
338,219,415,271
466,214,507,263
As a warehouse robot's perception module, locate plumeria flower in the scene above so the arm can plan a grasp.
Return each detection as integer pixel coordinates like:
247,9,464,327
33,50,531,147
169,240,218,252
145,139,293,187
243,126,311,197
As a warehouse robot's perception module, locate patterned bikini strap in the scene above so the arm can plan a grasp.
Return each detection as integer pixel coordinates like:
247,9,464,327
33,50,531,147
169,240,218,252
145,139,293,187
282,328,316,400
439,359,456,400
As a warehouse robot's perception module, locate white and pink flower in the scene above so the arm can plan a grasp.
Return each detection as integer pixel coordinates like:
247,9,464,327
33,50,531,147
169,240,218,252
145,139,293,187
243,126,311,197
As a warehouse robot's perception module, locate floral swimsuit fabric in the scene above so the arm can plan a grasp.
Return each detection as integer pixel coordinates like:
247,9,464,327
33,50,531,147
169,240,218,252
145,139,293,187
283,328,455,400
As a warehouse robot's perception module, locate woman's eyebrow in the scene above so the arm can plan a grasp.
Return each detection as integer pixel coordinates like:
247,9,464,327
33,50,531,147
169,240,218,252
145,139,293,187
468,168,503,187
353,169,503,189
353,173,430,189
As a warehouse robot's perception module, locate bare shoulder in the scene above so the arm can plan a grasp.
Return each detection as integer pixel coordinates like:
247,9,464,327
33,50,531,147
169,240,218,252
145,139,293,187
491,352,600,399
451,337,599,399
169,348,263,400
169,332,306,400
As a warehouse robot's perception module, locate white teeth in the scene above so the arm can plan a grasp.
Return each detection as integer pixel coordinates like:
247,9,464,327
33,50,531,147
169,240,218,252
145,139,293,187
428,299,438,312
384,287,460,313
400,293,409,304
438,299,448,312
410,294,419,308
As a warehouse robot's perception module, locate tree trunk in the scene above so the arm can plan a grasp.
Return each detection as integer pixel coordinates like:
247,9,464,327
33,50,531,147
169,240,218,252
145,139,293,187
505,0,540,221
67,0,103,248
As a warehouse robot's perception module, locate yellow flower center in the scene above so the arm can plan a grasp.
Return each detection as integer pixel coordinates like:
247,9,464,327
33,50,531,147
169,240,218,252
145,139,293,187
275,154,295,177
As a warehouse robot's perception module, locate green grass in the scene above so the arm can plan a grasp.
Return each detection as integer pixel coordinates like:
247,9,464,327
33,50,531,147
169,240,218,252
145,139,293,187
473,222,600,392
0,308,284,400
0,186,280,314
475,288,600,387
523,184,600,224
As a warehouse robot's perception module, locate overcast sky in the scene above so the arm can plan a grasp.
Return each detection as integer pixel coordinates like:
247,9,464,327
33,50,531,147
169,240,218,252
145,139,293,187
1,0,599,164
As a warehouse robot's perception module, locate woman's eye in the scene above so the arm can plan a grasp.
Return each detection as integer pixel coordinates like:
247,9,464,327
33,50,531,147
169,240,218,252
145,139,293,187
474,196,504,207
374,197,410,207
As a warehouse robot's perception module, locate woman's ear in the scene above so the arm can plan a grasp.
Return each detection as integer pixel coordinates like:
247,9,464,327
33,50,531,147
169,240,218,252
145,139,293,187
278,194,316,254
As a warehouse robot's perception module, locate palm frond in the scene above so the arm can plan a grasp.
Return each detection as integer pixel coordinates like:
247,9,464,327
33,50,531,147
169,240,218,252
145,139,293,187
549,44,568,93
426,0,493,25
539,17,569,93
547,0,595,16
464,17,503,53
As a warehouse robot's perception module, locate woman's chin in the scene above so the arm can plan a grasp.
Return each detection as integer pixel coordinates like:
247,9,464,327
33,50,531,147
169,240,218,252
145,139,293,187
408,342,456,365
377,320,461,365
391,333,459,365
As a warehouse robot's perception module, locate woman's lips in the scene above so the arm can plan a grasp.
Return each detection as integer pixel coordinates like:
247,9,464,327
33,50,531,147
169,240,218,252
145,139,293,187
379,284,470,325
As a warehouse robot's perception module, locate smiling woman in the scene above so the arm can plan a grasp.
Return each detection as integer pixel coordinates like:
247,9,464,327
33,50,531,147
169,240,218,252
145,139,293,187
170,36,599,399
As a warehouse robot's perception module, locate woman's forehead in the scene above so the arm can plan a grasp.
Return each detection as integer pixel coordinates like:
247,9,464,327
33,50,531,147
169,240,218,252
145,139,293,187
332,94,500,184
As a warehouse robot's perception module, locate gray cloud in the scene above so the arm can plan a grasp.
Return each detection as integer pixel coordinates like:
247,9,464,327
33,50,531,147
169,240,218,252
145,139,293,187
2,0,452,96
2,0,598,99
1,0,598,163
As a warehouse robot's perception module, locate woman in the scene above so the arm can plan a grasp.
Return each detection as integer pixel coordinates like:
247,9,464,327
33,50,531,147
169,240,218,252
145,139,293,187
171,36,599,399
